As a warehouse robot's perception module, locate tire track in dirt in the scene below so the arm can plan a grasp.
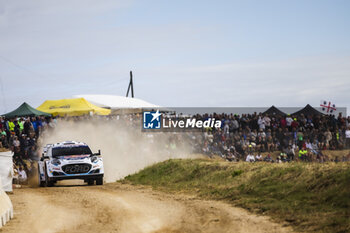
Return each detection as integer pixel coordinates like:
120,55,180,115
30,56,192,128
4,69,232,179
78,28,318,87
1,183,294,233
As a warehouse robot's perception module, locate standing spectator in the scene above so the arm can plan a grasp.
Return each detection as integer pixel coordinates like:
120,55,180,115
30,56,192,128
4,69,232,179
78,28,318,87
19,134,27,158
231,117,239,132
0,134,8,148
263,115,271,129
345,127,350,149
286,145,295,161
48,118,57,129
280,117,287,128
8,119,15,133
36,117,43,136
18,118,24,134
258,116,266,130
296,128,304,149
324,128,332,148
31,117,38,137
13,135,20,152
223,120,230,135
24,118,33,136
14,119,21,137
291,118,299,129
286,115,293,128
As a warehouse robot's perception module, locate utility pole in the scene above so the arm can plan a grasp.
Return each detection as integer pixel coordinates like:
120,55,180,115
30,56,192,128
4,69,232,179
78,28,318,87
126,71,134,98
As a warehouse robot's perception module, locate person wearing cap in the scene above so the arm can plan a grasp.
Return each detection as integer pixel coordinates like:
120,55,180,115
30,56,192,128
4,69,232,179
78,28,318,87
291,118,299,129
247,143,253,153
263,153,273,162
298,147,308,161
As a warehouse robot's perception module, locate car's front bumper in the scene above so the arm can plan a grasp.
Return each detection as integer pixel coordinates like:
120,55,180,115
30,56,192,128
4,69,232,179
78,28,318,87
48,173,104,181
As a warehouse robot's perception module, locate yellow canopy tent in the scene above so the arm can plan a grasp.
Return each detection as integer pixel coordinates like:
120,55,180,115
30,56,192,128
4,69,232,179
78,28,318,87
37,98,111,117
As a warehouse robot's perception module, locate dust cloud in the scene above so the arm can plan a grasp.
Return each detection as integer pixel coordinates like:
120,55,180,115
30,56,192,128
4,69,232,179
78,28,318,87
38,117,197,182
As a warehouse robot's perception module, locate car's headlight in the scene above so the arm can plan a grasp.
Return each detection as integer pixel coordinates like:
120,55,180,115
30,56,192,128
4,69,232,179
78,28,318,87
91,156,98,163
51,159,61,166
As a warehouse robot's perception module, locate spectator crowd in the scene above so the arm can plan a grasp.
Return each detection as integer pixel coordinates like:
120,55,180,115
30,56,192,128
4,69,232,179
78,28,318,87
1,110,350,181
190,112,350,162
0,116,57,176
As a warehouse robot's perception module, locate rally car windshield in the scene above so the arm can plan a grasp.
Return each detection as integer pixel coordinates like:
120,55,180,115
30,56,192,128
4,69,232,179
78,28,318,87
52,146,92,157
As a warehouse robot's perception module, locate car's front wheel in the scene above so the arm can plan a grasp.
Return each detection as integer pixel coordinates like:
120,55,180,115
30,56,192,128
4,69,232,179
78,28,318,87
44,163,54,187
38,166,46,187
96,177,103,185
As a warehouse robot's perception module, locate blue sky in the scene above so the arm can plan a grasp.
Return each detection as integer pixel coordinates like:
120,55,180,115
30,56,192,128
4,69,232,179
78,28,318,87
0,0,349,114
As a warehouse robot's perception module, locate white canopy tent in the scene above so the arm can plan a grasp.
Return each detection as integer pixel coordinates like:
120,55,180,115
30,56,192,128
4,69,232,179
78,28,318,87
72,95,159,113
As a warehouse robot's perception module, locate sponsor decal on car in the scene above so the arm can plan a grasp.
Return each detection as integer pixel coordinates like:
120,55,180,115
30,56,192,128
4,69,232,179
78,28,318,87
59,155,90,160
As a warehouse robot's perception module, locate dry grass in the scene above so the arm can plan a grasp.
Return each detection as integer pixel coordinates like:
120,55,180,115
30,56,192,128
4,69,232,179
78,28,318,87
0,147,10,152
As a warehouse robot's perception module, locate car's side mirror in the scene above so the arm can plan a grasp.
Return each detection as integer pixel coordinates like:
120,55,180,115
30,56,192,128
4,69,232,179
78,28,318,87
40,156,49,161
94,150,101,156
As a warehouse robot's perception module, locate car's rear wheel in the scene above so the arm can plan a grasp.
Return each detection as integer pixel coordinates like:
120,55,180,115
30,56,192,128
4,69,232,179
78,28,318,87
87,179,94,185
96,177,103,185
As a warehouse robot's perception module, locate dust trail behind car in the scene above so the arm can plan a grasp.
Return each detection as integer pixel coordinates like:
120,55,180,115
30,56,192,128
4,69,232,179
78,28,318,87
38,117,198,183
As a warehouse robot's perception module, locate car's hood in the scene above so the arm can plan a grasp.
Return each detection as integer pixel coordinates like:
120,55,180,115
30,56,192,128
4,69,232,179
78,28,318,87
57,154,91,161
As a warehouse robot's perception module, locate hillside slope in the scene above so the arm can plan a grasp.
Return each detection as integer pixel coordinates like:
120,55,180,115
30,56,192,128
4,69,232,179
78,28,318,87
124,160,350,233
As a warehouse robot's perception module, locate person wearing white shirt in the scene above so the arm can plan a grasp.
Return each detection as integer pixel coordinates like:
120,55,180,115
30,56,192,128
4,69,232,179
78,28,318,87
18,167,27,184
305,140,313,150
255,154,262,161
345,127,350,149
246,154,255,162
263,116,271,129
258,117,266,130
286,116,293,127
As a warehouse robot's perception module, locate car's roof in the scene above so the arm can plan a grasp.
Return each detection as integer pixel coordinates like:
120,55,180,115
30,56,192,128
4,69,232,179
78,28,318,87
45,141,88,149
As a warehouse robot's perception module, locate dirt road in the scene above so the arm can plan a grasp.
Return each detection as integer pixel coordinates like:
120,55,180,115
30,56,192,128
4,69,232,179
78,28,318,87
1,182,293,233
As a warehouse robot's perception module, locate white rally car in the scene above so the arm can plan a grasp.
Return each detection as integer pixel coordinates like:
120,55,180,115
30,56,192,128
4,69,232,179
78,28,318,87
38,141,104,187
